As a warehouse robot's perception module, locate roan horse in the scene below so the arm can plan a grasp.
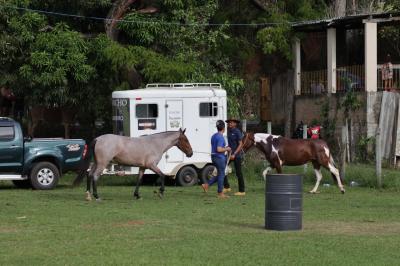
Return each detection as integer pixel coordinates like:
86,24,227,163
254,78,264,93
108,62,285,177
242,132,345,194
73,129,193,201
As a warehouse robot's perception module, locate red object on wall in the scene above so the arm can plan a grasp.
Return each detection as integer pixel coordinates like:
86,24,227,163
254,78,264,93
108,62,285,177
307,126,321,139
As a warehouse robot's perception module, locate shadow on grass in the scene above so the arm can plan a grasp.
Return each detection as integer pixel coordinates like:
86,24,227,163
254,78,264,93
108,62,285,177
225,220,265,230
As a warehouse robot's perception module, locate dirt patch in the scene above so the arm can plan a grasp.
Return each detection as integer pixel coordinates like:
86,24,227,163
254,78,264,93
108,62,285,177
81,224,95,229
304,221,400,236
113,220,145,228
0,227,18,233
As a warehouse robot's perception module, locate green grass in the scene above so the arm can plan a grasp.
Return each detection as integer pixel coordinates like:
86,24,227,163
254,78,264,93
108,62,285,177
1,169,400,266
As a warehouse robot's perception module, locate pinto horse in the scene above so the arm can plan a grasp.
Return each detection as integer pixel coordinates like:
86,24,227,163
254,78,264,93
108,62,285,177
242,132,345,194
73,129,193,201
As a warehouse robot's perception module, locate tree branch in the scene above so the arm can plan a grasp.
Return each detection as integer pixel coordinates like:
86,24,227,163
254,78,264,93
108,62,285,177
105,0,138,41
252,0,269,11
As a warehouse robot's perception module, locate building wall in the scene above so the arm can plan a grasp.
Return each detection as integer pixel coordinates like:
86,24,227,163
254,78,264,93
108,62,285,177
293,92,377,158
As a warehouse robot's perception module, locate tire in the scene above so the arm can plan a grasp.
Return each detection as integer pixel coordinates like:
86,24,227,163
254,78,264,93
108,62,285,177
176,166,198,187
200,165,216,184
12,180,32,189
30,162,60,190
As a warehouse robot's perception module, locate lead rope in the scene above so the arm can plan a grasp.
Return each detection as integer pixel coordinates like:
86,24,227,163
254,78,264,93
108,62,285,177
210,150,232,177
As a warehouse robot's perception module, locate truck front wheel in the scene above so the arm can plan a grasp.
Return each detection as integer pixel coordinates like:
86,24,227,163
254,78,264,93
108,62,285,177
30,162,60,190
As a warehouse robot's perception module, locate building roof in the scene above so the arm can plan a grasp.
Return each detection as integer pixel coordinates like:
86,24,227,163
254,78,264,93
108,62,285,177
293,11,400,32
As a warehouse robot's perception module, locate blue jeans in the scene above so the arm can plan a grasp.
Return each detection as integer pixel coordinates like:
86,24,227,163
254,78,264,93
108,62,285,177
209,155,226,193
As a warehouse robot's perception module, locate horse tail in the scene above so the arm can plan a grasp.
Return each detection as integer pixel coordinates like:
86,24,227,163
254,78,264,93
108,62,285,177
73,139,97,187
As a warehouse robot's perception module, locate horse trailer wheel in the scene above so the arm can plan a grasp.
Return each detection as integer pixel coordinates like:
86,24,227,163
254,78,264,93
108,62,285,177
200,165,216,184
30,162,60,190
176,166,198,187
12,180,32,189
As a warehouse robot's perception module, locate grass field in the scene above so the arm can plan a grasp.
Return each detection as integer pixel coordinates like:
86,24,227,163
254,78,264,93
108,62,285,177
1,165,400,265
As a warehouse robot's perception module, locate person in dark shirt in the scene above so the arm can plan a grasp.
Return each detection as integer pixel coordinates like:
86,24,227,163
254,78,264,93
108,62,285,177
223,118,245,196
201,120,231,198
293,121,304,139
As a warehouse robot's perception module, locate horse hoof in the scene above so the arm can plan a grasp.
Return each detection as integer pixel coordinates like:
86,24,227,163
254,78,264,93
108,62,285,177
134,194,141,200
95,198,102,202
308,191,320,194
341,190,345,194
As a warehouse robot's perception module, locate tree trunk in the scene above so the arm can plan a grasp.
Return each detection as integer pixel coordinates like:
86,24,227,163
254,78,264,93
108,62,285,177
252,0,269,11
105,0,138,41
351,0,357,15
334,0,346,17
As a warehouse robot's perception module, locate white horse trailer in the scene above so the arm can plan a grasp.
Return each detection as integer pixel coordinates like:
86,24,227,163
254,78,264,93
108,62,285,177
109,83,227,186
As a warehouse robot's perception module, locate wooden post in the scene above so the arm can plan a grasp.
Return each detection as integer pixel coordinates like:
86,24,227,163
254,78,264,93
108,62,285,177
376,127,382,188
303,124,308,173
284,70,295,138
267,121,272,134
339,126,347,181
242,119,247,133
346,119,351,162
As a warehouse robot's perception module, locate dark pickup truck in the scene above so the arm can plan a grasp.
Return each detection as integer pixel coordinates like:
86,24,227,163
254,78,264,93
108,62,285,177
0,117,87,189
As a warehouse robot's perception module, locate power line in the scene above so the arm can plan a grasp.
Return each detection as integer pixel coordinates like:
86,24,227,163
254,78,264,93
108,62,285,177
0,4,295,27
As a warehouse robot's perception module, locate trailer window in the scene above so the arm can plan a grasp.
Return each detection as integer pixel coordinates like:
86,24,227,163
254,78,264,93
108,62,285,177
136,104,158,130
0,126,14,141
136,104,158,118
199,102,218,117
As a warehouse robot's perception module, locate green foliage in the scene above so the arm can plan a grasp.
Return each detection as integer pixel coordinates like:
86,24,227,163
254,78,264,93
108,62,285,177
320,99,336,141
1,0,331,130
211,73,244,118
387,0,400,10
356,136,375,162
257,19,292,60
19,24,94,106
256,0,327,61
379,26,400,57
8,12,46,43
341,91,362,116
0,6,47,88
118,0,220,57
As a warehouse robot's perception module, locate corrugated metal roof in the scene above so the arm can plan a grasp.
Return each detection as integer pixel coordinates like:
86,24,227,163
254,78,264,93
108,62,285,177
293,11,400,31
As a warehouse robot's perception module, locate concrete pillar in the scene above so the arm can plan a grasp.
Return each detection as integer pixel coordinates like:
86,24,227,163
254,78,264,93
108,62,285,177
364,22,377,92
293,38,301,95
327,28,337,94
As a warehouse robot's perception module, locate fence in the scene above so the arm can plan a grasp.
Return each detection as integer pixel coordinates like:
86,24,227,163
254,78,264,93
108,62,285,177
377,64,400,91
300,69,327,95
300,64,400,94
336,65,364,92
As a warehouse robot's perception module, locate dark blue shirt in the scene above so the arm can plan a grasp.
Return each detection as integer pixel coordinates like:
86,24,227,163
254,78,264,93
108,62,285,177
227,127,243,158
211,132,226,159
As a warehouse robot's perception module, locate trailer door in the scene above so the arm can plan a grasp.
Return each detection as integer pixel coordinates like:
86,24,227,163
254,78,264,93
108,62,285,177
165,100,184,162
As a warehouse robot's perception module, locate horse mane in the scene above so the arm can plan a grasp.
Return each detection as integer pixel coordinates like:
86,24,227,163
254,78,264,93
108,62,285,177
139,131,179,138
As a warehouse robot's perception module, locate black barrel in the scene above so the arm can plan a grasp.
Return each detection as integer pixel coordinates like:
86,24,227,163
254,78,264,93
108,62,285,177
265,174,302,231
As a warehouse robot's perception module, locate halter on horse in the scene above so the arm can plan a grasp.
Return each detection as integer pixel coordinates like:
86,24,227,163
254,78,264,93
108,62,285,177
242,132,345,194
73,129,193,201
